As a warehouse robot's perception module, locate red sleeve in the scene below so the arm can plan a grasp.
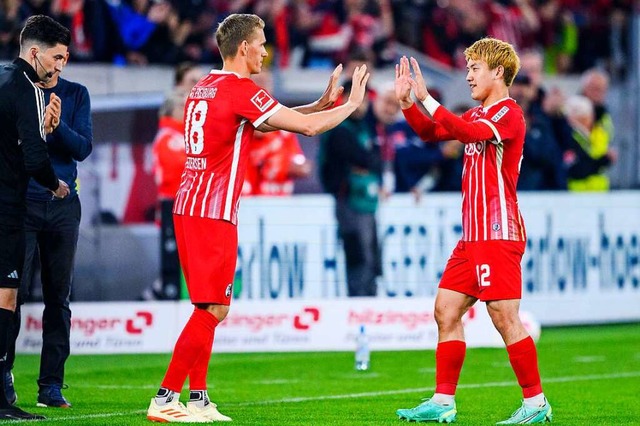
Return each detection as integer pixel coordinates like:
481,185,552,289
431,107,496,144
474,104,521,143
401,103,454,142
234,79,282,127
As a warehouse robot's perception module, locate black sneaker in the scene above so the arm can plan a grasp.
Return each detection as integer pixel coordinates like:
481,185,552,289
0,405,45,420
37,384,71,408
4,370,16,405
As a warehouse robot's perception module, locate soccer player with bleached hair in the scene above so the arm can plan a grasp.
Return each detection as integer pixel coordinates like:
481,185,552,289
394,38,552,424
146,13,370,423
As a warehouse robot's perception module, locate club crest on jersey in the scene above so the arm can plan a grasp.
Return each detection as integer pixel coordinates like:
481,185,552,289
465,141,486,155
492,223,501,232
225,283,233,298
491,106,509,122
251,90,275,112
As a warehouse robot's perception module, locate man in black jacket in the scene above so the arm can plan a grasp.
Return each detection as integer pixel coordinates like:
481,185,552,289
320,84,383,297
0,15,70,421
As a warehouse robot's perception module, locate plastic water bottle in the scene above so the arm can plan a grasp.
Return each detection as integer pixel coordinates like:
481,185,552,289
355,325,370,371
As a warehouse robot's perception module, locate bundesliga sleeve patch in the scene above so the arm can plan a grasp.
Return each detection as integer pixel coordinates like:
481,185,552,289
251,89,275,112
491,106,509,122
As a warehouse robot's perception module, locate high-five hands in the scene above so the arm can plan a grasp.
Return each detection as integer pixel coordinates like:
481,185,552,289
315,64,345,111
347,64,370,106
394,56,431,108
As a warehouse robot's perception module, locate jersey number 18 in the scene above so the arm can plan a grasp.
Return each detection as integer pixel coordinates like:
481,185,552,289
185,100,208,155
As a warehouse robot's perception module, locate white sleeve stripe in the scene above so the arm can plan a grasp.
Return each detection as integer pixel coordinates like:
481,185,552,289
253,103,283,127
477,118,501,144
37,90,45,140
23,72,46,140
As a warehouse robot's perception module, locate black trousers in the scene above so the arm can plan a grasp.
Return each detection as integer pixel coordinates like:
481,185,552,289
8,195,80,388
335,199,381,297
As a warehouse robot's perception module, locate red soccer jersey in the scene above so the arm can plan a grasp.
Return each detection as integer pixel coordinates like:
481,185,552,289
173,71,282,224
152,116,186,200
246,130,305,196
457,99,526,242
403,98,526,242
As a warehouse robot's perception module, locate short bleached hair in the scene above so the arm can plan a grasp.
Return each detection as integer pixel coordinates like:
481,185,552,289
464,37,521,87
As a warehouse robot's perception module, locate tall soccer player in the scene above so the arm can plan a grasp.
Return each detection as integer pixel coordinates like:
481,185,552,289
394,39,552,424
146,13,369,423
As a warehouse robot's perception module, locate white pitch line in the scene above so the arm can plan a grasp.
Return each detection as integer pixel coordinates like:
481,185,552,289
25,371,640,423
228,370,640,406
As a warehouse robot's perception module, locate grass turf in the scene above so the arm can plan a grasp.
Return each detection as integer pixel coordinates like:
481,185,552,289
7,323,639,425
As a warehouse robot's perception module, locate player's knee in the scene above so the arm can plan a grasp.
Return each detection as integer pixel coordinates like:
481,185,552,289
434,304,460,331
487,306,520,333
196,303,230,322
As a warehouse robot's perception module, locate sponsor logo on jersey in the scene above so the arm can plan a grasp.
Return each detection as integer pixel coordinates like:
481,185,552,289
251,90,275,112
491,106,509,122
225,283,233,298
465,141,486,155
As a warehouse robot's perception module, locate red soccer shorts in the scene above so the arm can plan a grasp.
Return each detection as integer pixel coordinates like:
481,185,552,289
173,214,237,305
439,240,526,301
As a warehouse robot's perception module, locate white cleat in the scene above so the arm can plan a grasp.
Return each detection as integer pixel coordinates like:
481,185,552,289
187,401,232,422
147,398,209,423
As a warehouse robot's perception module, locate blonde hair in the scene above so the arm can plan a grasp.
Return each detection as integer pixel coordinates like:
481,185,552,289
464,38,521,87
215,14,265,59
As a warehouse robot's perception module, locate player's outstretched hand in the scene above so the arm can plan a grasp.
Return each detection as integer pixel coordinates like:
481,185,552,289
52,179,70,199
409,57,430,102
315,64,344,111
347,64,370,105
395,56,413,109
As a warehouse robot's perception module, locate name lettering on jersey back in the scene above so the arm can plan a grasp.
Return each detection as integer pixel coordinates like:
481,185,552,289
189,87,218,99
491,106,509,122
251,90,275,112
186,157,207,170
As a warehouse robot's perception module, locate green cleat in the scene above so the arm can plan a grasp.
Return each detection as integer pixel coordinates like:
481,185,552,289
496,400,552,424
396,398,457,423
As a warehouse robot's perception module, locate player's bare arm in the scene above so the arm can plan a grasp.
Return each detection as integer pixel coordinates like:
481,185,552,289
259,64,370,136
259,64,345,133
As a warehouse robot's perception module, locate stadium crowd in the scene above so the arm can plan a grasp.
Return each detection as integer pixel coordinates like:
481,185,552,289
0,1,623,194
0,0,632,77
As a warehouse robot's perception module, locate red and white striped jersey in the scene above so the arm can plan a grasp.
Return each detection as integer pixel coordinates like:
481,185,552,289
173,70,282,224
458,98,526,242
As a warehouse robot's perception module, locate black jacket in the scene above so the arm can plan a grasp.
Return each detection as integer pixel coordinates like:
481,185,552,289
0,58,58,224
320,115,382,198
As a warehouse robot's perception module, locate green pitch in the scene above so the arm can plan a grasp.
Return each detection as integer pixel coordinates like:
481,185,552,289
8,323,639,425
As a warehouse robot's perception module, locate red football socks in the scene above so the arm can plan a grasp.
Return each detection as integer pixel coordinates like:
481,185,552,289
189,326,216,390
161,308,219,392
506,336,543,398
435,340,466,395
